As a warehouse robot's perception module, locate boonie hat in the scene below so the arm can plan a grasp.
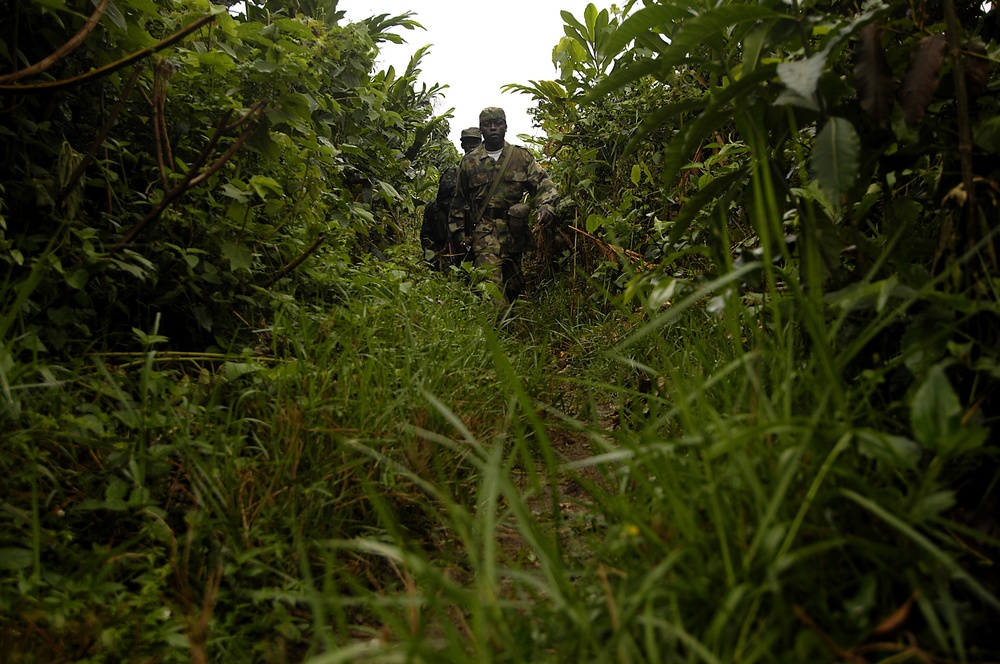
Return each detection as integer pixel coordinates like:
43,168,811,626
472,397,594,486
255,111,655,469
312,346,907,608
460,127,482,140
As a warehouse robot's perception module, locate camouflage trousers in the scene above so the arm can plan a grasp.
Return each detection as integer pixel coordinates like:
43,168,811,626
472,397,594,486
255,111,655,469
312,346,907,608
472,218,524,306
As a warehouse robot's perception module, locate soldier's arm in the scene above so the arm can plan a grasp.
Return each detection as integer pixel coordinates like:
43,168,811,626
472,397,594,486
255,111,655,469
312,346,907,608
448,166,470,246
525,157,559,224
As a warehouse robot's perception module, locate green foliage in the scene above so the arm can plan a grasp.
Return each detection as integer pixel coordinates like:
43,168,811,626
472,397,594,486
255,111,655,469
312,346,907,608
2,0,999,661
0,0,451,355
501,0,1000,660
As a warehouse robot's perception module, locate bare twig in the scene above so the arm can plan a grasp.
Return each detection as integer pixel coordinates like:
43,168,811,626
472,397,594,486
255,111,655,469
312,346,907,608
261,234,325,287
568,224,650,267
0,0,111,84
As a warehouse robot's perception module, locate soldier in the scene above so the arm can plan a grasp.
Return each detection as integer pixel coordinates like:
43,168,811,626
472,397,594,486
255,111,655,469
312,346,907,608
449,107,559,305
420,127,482,270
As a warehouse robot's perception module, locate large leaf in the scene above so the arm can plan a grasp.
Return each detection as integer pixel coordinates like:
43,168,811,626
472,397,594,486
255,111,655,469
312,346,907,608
560,9,589,40
899,34,947,125
964,40,990,99
742,22,772,74
854,24,895,122
812,117,860,204
584,3,599,40
222,241,253,272
777,51,828,107
911,364,989,456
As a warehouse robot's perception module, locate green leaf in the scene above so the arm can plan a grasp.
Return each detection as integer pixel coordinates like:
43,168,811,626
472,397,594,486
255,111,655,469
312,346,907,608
584,3,599,40
220,183,250,202
630,164,641,186
855,429,922,469
911,365,961,451
586,214,604,233
65,268,88,290
105,477,129,511
974,116,1000,154
812,117,860,204
248,175,283,199
198,50,235,72
104,0,128,31
648,278,679,310
910,490,957,524
222,241,253,272
742,22,772,74
908,364,989,459
777,52,828,104
0,548,34,570
560,10,589,40
377,181,400,203
274,17,317,40
223,361,263,380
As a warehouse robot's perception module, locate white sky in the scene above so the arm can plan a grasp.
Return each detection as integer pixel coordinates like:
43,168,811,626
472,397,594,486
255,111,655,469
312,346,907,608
338,0,605,147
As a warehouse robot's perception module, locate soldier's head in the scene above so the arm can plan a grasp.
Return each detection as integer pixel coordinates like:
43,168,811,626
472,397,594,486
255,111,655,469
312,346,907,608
479,107,506,150
459,127,482,154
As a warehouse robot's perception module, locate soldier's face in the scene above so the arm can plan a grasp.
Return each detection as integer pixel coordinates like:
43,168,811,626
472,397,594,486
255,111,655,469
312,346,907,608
480,118,506,149
460,138,480,154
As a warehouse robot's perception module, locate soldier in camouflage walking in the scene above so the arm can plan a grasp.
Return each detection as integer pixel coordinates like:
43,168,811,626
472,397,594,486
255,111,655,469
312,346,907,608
421,127,482,270
449,107,559,306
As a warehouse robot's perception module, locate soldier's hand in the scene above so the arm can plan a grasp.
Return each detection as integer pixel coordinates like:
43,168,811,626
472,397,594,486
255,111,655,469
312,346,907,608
536,207,555,227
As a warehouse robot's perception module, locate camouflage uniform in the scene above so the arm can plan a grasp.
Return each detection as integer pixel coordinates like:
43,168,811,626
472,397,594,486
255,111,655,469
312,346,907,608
420,165,460,269
449,141,559,303
421,127,481,270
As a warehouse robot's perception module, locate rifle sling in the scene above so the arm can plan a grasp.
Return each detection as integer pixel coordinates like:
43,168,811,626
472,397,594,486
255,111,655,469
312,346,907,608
467,145,514,235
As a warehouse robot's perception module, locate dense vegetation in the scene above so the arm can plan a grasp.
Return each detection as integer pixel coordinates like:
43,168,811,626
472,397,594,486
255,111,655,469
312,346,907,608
1,0,998,662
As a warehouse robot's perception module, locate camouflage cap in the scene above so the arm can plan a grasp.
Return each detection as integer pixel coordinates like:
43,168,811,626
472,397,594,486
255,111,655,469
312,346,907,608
479,107,506,123
460,127,482,140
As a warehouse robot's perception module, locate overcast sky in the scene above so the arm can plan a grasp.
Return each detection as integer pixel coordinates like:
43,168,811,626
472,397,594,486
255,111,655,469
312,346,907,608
338,0,605,147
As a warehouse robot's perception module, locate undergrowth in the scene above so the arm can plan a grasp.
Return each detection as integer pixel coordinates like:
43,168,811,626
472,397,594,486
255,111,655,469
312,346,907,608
3,240,998,663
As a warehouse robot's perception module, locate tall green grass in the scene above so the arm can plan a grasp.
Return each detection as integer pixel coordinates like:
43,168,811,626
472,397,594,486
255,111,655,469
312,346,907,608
2,242,997,662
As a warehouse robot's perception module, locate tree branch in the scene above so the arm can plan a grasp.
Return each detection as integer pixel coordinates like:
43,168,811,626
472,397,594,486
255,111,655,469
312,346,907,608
0,14,215,93
0,0,111,85
261,235,326,287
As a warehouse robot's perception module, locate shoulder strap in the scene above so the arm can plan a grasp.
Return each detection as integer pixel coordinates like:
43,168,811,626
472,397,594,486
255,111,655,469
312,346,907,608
471,145,515,227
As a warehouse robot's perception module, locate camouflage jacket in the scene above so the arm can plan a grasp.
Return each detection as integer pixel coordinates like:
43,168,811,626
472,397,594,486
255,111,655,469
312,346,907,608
420,165,460,251
448,142,559,243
